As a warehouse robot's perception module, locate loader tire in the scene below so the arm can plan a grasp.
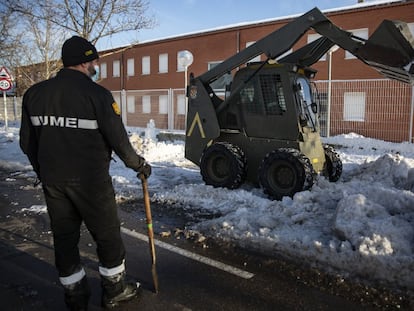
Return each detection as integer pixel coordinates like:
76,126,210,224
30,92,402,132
200,142,246,189
259,148,314,200
323,145,342,182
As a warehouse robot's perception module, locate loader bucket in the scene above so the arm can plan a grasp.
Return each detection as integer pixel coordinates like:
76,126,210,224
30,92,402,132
357,20,414,84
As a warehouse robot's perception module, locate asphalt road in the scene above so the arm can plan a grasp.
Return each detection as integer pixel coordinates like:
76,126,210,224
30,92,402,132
0,169,412,311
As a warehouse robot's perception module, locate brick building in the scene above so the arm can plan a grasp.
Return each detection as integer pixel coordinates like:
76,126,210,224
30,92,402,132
97,0,414,142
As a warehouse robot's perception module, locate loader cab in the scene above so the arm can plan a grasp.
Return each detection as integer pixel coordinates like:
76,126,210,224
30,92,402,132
218,62,319,140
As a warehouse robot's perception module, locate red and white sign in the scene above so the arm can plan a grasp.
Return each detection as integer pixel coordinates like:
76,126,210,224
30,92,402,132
0,66,12,79
0,67,13,91
0,79,12,91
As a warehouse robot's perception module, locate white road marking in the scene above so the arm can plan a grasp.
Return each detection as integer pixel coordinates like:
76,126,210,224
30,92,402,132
121,227,254,280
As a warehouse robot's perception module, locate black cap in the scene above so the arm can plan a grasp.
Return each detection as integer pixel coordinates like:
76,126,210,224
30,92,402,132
61,36,99,67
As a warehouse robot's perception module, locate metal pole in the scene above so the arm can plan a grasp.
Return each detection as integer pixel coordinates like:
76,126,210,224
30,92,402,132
326,45,339,138
168,88,173,130
13,96,17,121
184,66,188,126
3,91,8,132
120,89,127,125
410,85,414,143
327,51,332,137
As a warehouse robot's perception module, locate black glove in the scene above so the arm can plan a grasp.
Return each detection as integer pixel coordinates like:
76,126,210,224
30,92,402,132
137,162,152,179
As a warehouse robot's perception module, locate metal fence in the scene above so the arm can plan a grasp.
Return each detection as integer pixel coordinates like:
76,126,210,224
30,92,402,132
114,79,414,143
0,96,22,123
315,79,414,143
3,79,413,143
112,88,187,132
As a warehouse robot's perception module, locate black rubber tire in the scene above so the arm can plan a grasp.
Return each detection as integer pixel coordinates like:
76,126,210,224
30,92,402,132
258,148,314,200
323,145,342,182
200,142,246,189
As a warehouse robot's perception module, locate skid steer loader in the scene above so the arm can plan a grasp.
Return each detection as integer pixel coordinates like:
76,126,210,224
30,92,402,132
184,7,414,200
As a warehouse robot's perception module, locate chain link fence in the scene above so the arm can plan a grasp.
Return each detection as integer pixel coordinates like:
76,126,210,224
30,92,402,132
0,96,22,123
315,79,414,143
112,88,187,133
3,80,413,143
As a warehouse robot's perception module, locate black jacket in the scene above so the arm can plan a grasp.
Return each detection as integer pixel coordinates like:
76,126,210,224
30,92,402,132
20,68,145,184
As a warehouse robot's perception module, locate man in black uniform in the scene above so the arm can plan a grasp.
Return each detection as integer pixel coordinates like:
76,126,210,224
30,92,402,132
19,36,151,310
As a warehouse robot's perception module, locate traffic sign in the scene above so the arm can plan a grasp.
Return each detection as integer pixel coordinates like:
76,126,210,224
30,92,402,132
0,67,11,79
0,78,12,91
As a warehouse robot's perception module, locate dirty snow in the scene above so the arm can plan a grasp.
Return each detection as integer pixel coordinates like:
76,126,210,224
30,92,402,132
1,122,413,291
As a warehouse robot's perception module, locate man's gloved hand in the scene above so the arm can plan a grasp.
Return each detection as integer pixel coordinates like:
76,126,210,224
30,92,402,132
137,162,152,179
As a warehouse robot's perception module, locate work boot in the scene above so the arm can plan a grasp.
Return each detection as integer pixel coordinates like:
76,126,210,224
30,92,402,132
101,271,140,309
63,276,91,311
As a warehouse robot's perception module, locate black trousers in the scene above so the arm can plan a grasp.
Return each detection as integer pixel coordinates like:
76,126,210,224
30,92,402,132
42,179,125,277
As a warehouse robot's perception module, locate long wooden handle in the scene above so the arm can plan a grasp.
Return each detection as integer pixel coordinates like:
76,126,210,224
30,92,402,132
140,174,159,293
141,175,156,263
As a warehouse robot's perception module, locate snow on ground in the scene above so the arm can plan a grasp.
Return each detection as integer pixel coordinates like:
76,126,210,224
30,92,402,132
1,122,413,291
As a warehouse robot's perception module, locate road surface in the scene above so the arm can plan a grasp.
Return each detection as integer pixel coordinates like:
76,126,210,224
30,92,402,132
0,169,411,310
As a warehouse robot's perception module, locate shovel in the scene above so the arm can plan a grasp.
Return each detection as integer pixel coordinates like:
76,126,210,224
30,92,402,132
139,173,159,293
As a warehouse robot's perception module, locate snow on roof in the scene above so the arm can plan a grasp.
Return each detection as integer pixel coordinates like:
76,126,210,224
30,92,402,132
137,0,404,45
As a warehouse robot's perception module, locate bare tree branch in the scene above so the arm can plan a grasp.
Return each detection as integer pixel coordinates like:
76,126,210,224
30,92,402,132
10,0,155,44
0,2,25,69
2,0,155,94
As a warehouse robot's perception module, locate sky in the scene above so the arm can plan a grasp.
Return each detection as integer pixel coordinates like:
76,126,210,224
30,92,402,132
96,0,397,50
1,121,414,295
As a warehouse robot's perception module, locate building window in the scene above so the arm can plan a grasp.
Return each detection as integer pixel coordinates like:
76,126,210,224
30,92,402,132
246,41,261,62
177,52,185,72
100,62,107,79
159,95,168,114
159,53,168,73
307,34,326,61
345,28,368,59
177,94,186,115
142,56,150,75
127,58,134,76
113,60,120,77
127,95,135,113
344,92,365,121
142,95,151,113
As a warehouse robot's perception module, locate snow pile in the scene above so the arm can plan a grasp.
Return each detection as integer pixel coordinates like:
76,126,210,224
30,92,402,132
1,122,414,291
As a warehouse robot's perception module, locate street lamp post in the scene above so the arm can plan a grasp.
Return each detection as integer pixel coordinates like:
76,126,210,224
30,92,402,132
177,50,194,124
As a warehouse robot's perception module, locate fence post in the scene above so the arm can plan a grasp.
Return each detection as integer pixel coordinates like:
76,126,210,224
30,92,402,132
121,89,127,125
410,85,414,143
3,92,8,131
168,88,174,130
13,96,18,120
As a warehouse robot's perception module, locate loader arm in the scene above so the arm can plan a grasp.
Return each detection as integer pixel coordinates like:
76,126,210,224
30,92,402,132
198,7,331,85
198,7,414,85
